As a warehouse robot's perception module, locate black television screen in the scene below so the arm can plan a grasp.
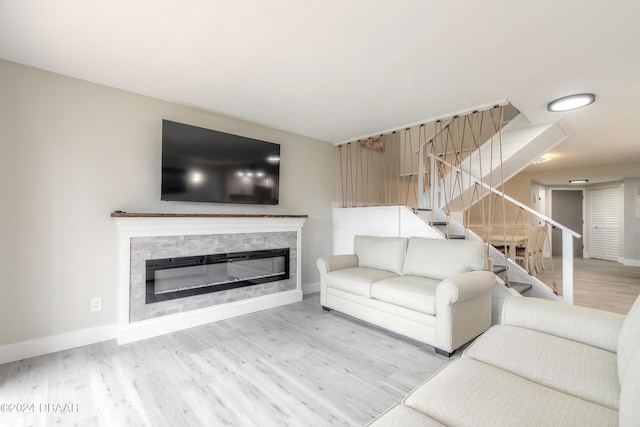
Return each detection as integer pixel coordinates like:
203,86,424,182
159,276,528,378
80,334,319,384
161,120,280,205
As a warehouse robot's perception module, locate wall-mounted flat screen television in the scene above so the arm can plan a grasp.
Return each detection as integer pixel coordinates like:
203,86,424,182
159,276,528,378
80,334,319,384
161,120,280,205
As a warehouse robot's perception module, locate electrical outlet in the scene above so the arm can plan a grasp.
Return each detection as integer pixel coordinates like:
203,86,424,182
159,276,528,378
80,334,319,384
90,297,102,312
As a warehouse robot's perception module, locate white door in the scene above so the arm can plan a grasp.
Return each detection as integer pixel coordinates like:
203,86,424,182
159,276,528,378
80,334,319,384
589,187,620,261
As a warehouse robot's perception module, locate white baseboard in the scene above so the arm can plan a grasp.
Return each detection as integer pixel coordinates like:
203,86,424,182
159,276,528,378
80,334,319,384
1,290,305,364
117,289,303,345
623,258,640,267
302,281,320,295
0,323,117,365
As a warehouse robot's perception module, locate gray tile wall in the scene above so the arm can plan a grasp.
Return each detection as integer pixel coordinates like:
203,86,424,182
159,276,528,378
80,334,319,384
129,231,297,322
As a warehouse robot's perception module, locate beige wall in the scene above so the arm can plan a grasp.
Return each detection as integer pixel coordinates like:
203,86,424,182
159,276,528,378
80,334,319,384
0,60,335,345
467,176,535,226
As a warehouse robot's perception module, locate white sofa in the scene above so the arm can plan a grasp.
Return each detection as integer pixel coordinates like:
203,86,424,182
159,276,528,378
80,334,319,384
368,295,640,427
317,235,496,356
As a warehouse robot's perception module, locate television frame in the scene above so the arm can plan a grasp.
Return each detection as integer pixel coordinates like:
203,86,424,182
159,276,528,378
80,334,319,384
161,120,280,205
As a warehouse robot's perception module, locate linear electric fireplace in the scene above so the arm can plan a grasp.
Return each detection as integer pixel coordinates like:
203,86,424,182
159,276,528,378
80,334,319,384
145,248,290,304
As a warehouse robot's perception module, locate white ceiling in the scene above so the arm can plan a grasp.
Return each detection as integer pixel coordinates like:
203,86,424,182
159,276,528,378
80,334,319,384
1,0,639,183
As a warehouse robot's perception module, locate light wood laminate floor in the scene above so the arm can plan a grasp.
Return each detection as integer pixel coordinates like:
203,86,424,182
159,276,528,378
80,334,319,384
0,294,450,427
535,257,640,314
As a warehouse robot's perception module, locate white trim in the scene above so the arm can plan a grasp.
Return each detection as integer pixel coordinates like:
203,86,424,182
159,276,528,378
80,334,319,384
0,288,308,363
111,216,307,236
113,216,306,344
623,258,640,267
302,281,320,295
335,98,508,145
117,290,302,345
0,324,117,365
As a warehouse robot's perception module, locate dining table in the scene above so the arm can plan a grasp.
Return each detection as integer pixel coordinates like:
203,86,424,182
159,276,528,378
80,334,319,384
490,234,528,260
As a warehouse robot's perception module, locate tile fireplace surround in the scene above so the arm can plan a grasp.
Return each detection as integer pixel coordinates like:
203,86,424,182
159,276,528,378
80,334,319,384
112,213,307,344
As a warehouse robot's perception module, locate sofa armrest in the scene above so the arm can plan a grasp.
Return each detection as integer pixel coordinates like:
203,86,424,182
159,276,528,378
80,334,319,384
435,271,496,353
501,296,625,353
317,254,358,274
317,254,358,306
436,271,496,305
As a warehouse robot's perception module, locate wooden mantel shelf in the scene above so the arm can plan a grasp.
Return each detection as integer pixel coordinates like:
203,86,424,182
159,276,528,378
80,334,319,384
111,212,308,219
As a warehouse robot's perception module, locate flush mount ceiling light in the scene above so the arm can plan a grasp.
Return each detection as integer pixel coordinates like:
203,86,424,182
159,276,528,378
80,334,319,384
569,179,589,184
547,93,596,112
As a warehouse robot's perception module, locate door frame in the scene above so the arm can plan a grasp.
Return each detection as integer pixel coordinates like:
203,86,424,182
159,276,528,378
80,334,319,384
548,187,586,257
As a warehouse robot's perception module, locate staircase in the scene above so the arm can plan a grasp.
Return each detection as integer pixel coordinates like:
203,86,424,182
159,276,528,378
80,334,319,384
332,105,580,312
422,206,550,300
412,109,576,314
428,215,532,295
422,113,568,211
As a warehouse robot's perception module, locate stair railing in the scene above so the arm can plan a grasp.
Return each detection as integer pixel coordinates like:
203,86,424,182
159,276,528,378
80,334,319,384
425,153,581,304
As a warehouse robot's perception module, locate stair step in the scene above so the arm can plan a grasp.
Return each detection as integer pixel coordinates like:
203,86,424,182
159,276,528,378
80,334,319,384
447,234,466,239
509,281,533,295
430,221,447,226
493,265,507,274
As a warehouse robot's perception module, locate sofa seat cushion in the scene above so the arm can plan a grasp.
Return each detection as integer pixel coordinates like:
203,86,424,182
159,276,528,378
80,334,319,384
325,267,398,298
371,276,440,315
367,404,445,427
403,358,618,427
464,324,620,410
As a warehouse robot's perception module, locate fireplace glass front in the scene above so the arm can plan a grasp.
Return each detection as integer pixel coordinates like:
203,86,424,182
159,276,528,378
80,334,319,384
145,248,289,303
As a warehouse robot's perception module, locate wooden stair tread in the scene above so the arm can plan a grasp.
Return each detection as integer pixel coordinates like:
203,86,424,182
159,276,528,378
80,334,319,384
493,265,507,274
509,281,533,295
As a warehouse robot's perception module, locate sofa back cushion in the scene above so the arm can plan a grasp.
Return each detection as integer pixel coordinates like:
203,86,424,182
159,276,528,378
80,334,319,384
618,294,640,383
403,237,485,280
353,235,408,275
